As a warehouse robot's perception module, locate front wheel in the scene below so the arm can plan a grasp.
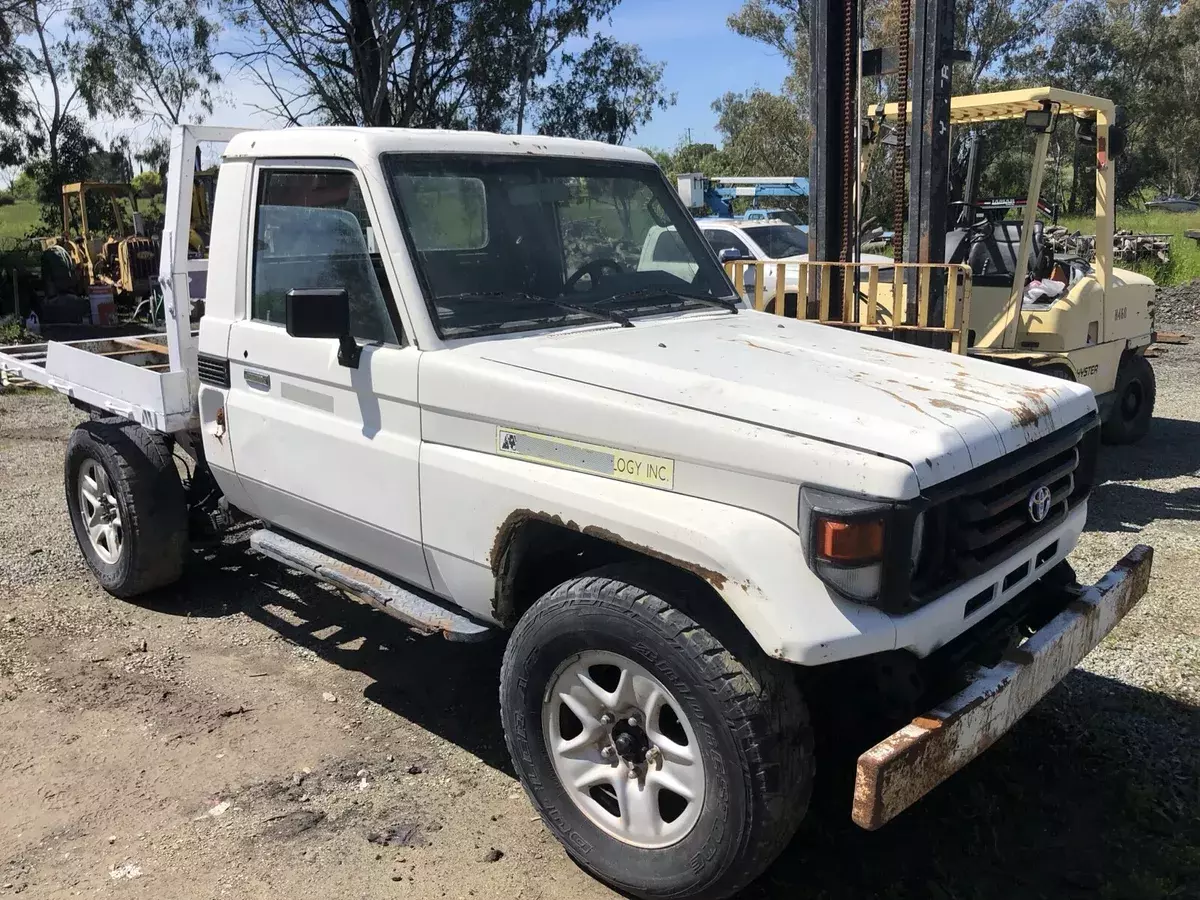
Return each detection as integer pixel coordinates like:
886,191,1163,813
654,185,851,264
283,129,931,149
1102,353,1156,444
499,565,813,899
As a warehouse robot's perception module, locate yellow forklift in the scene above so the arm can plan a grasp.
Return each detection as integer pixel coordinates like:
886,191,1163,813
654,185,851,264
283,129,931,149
881,87,1156,443
723,87,1155,444
41,182,158,301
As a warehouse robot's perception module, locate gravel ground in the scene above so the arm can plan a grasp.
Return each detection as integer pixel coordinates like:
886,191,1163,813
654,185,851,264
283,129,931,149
1153,280,1200,326
0,331,1197,899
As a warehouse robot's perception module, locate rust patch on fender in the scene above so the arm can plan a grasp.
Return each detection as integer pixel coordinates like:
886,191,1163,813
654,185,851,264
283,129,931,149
580,524,729,590
489,510,730,591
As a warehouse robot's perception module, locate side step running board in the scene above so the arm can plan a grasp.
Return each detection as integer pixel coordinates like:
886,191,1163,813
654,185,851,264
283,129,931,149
250,529,493,642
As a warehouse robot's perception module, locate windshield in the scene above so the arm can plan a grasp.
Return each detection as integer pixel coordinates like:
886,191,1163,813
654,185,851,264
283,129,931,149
754,210,801,226
742,224,808,259
383,154,735,338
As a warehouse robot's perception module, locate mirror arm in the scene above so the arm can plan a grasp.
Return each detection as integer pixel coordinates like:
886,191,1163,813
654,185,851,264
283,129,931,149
338,334,362,369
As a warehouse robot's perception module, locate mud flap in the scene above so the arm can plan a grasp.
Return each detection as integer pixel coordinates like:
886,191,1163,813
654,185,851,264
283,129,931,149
851,544,1153,830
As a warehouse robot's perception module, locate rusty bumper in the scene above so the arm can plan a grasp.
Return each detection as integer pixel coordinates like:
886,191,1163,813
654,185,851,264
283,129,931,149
852,544,1153,830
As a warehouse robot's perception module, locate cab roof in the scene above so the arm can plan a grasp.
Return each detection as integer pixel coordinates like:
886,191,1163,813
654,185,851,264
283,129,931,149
223,127,655,166
881,86,1115,125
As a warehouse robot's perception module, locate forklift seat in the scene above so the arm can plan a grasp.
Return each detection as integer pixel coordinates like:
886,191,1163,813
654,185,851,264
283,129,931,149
963,222,1024,288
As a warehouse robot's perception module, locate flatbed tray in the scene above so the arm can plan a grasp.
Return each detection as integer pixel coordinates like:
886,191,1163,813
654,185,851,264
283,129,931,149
0,332,195,432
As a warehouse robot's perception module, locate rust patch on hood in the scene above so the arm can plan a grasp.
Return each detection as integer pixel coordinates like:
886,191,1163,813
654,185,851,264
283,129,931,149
871,347,918,359
729,337,793,355
929,397,976,415
1010,387,1054,429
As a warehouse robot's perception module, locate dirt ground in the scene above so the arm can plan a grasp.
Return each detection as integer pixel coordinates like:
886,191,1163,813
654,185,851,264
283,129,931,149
1,332,1197,900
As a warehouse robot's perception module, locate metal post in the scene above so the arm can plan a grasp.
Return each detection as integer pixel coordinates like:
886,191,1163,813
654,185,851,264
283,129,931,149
905,0,956,326
809,0,859,312
160,125,198,386
1094,111,1113,343
999,130,1051,349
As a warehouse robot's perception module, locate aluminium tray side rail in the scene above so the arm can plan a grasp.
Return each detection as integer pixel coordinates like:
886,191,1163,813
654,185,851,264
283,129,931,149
0,125,249,433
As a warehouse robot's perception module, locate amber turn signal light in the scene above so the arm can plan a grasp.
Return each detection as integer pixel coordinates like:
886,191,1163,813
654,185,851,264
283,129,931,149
814,517,884,563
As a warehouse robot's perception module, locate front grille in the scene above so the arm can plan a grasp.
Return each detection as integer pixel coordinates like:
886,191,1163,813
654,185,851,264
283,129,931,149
197,352,230,388
915,416,1099,598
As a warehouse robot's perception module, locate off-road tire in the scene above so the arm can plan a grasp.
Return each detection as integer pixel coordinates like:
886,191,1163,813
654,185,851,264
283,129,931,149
499,563,813,900
64,419,187,597
1102,353,1155,445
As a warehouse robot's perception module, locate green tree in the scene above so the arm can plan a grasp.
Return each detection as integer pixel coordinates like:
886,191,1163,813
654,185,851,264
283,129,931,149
72,0,221,126
23,114,99,228
712,90,808,175
10,170,38,202
0,0,26,168
132,170,163,198
535,35,675,144
509,1,618,133
726,0,809,99
12,0,87,225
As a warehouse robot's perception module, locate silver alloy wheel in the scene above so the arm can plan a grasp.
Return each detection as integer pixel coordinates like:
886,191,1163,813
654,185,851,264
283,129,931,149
542,649,706,849
78,459,123,565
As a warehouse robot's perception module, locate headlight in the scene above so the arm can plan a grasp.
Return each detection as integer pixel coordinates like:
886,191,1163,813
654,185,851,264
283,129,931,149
801,487,924,608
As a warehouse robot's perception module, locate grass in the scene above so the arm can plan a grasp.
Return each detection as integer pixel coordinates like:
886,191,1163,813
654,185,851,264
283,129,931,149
1058,209,1200,286
0,200,43,244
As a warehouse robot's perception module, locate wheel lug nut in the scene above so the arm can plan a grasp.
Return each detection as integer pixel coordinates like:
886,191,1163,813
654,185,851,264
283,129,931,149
627,768,638,780
627,715,639,727
600,746,613,759
600,713,614,725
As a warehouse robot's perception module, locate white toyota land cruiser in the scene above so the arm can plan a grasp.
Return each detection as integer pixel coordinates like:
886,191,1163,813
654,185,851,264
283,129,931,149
0,125,1151,900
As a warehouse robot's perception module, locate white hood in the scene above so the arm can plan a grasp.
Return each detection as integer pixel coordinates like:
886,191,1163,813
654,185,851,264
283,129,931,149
474,312,1096,489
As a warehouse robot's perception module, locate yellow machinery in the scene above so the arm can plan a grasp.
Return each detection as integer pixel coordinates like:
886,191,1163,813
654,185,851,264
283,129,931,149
42,182,158,300
727,87,1156,443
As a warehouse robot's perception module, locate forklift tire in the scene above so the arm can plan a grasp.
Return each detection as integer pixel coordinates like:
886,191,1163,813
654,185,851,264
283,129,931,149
764,293,799,317
1101,353,1155,445
500,563,813,900
64,419,188,598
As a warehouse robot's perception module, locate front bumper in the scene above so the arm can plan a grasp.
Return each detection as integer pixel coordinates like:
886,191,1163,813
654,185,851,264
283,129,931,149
851,544,1153,830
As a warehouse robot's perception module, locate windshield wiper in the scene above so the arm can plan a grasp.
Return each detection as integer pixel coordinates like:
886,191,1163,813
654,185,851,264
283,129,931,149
597,287,740,314
440,291,633,328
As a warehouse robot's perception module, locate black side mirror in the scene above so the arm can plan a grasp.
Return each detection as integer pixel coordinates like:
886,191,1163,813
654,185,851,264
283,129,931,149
285,288,361,368
718,248,744,263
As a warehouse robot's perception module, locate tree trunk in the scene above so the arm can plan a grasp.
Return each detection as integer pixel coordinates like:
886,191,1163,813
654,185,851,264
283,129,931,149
1068,139,1082,215
348,0,392,126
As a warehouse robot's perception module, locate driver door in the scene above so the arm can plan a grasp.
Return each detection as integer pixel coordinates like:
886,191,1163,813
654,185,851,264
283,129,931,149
224,161,430,589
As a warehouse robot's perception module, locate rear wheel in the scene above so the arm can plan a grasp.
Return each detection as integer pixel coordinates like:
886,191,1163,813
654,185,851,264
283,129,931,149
1102,353,1155,444
500,564,813,899
64,420,188,597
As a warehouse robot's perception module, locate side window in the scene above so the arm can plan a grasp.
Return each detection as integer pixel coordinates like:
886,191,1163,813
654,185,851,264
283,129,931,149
704,230,751,259
252,169,399,345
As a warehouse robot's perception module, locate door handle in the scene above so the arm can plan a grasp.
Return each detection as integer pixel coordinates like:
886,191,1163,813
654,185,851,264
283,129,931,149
244,370,271,390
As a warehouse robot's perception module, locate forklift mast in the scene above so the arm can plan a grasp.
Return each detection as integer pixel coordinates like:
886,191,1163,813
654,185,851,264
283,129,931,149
809,0,958,320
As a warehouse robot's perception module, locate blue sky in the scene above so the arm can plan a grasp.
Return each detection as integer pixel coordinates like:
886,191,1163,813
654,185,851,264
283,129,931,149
580,0,793,149
81,0,792,156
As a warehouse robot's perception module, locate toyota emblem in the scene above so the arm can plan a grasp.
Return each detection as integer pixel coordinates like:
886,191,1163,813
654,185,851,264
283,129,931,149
1027,485,1053,523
